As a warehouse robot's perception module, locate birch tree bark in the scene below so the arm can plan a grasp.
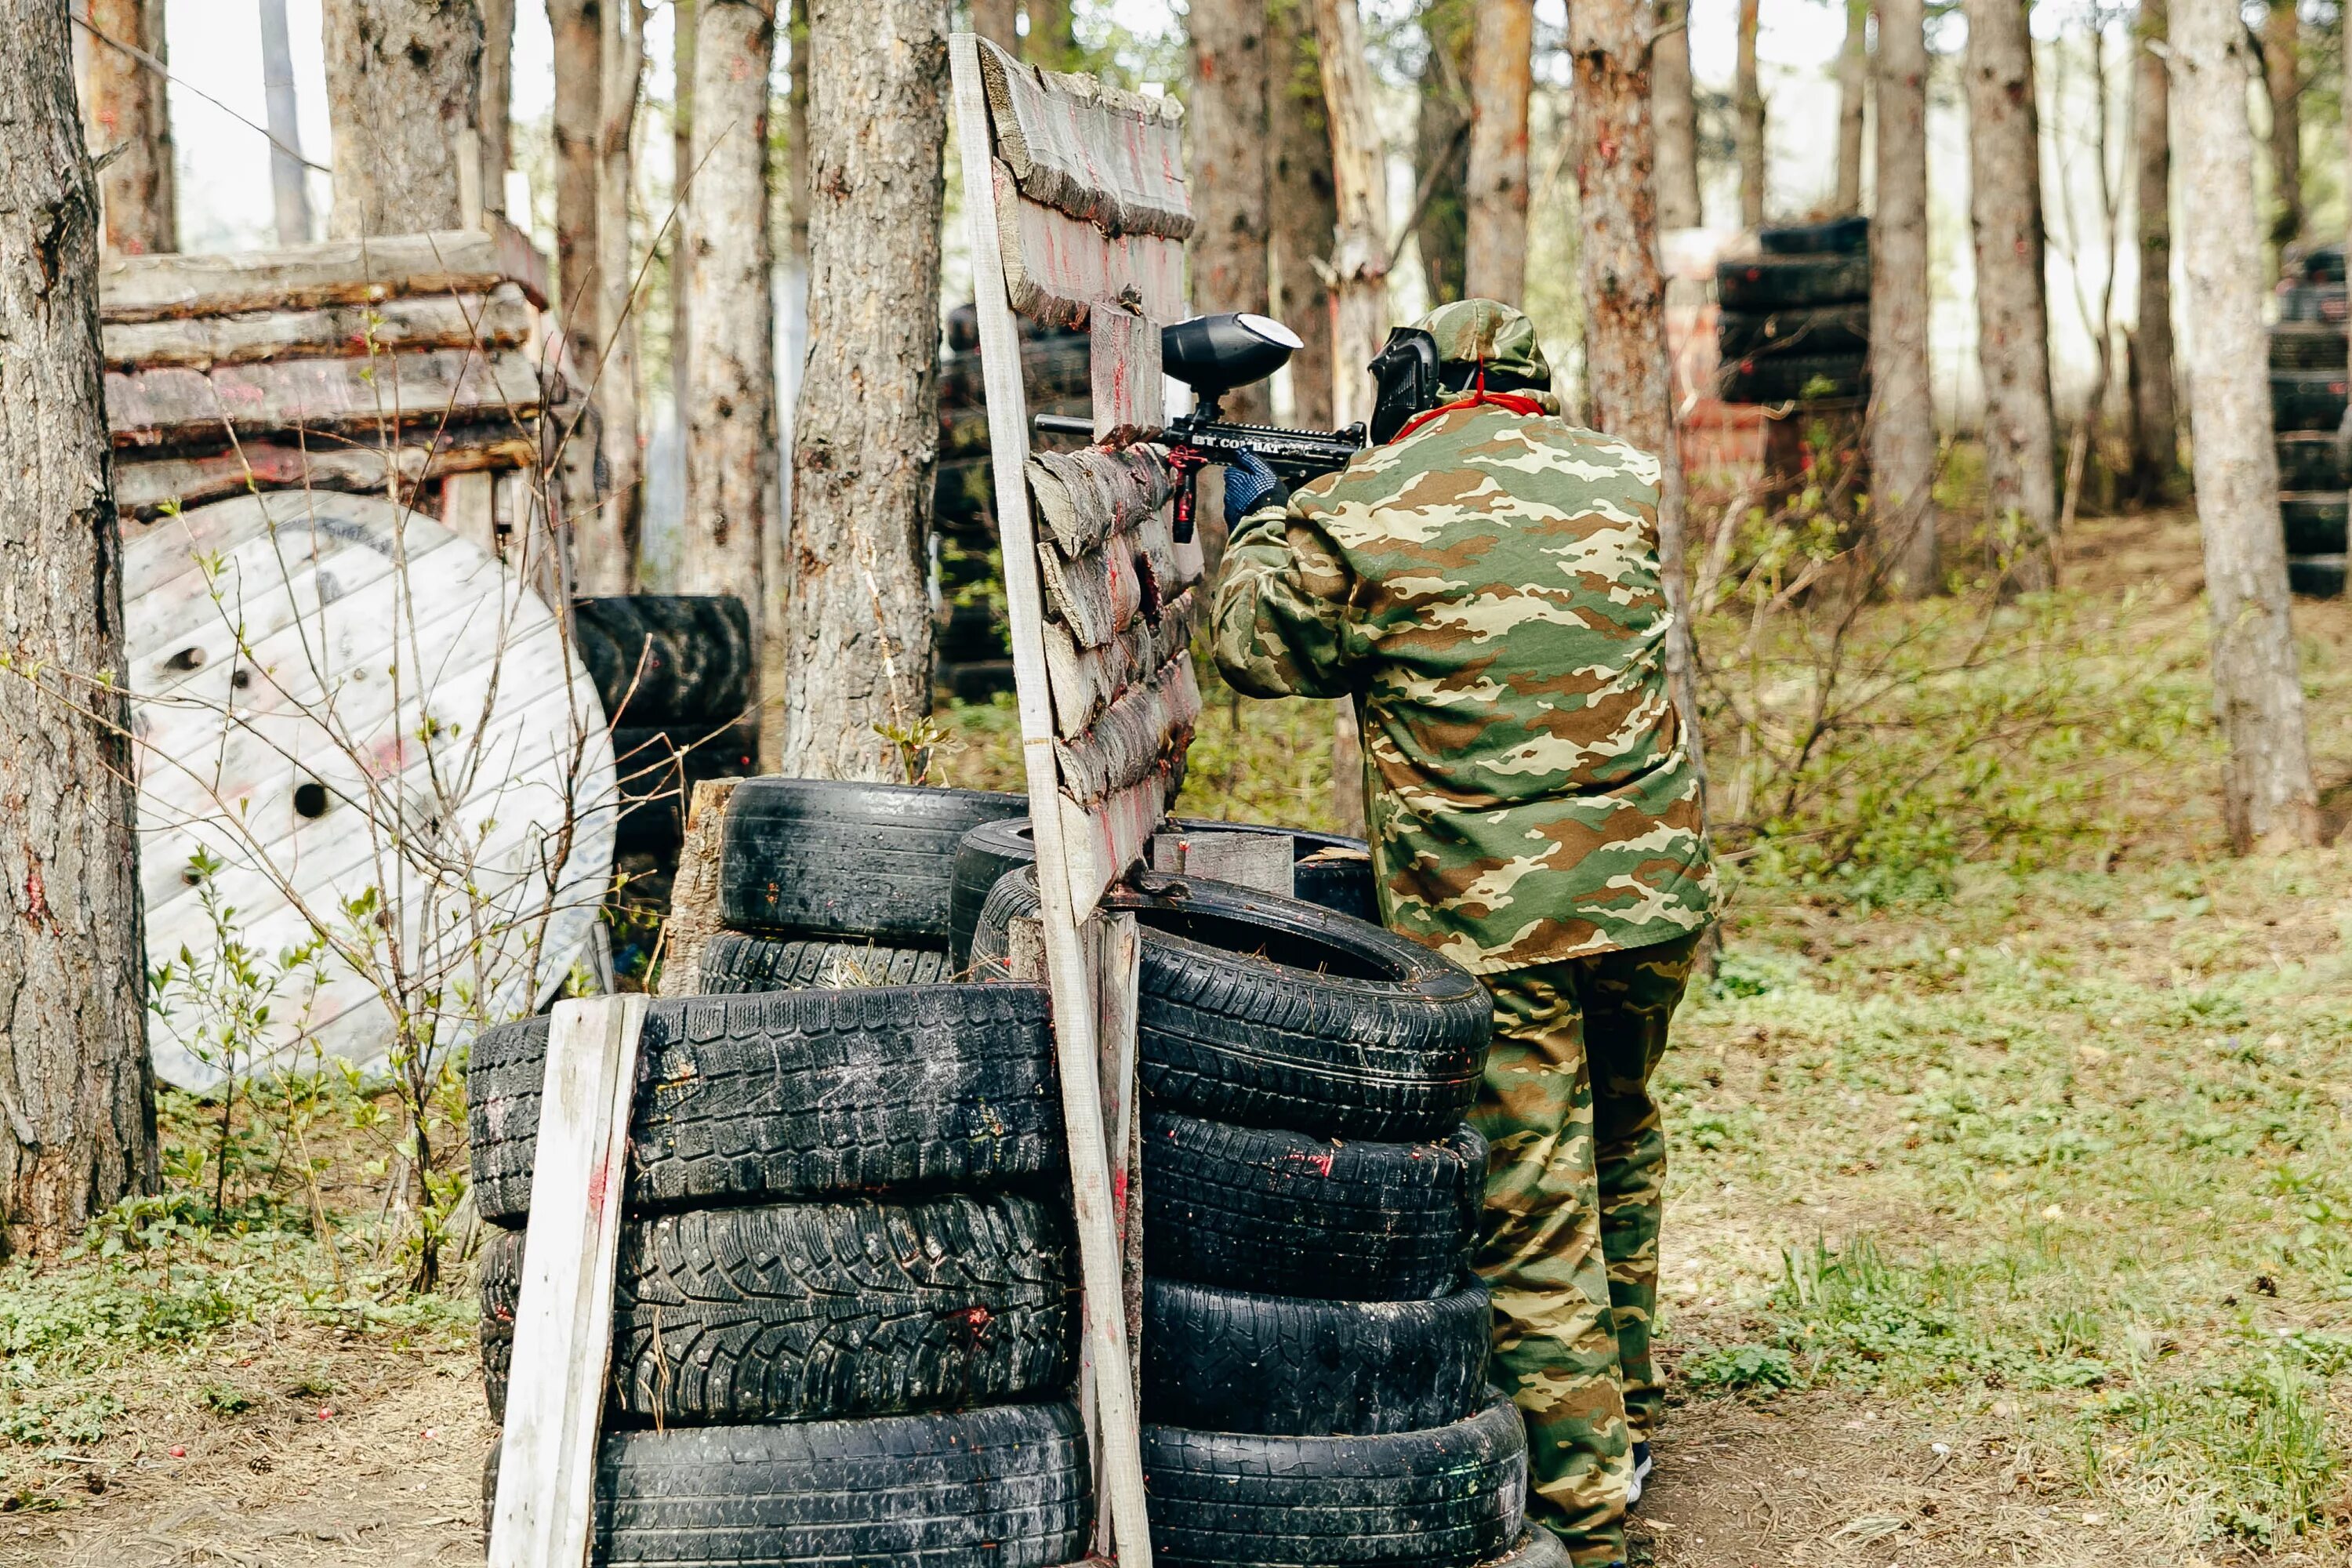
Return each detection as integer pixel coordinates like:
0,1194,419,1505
2262,0,2300,248
1651,0,1700,230
0,0,155,1254
2129,0,2179,499
1964,0,2056,588
1871,0,1937,593
322,0,483,238
590,0,648,590
782,0,946,780
549,0,603,383
1411,0,1469,307
1188,0,1272,421
1734,0,1764,228
1463,0,1530,303
258,0,314,245
78,0,175,253
1832,0,1866,216
1269,0,1334,425
2170,0,2319,851
1569,0,1708,789
480,0,514,214
680,0,779,694
1312,0,1388,432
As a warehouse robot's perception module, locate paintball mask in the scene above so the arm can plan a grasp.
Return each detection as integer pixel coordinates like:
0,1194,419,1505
1367,328,1440,445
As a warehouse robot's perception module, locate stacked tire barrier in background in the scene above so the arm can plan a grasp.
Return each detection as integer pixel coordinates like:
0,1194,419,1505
470,778,1094,1565
1714,215,1871,408
967,851,1554,1568
2272,245,2350,599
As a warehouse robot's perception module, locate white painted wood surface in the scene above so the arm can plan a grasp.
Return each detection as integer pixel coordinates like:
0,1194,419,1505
124,492,615,1089
486,995,647,1568
952,34,1154,1568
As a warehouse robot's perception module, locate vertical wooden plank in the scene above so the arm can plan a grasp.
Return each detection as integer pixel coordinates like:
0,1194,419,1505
951,35,1155,1568
652,779,741,999
441,469,499,557
1089,307,1163,441
485,993,648,1568
1091,909,1141,1559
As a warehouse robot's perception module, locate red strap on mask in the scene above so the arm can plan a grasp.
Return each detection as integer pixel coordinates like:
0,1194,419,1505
1388,367,1547,443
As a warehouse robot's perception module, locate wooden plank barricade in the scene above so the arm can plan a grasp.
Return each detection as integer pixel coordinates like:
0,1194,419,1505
950,31,1200,1566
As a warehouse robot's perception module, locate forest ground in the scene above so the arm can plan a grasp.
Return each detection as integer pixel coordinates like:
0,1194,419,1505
0,502,2343,1566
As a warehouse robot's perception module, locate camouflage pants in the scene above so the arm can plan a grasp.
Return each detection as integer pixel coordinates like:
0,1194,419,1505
1471,931,1701,1566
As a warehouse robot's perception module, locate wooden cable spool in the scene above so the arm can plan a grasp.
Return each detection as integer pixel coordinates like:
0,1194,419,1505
124,492,615,1091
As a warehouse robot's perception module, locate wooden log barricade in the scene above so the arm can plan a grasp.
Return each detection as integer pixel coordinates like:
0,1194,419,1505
952,31,1200,1567
96,223,586,602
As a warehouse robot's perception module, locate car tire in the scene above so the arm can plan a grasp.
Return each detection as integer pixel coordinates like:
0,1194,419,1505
695,931,953,994
486,1403,1091,1567
477,1193,1075,1425
1140,1390,1527,1568
2280,493,2350,556
1142,1109,1485,1301
1715,303,1869,360
1142,1273,1490,1436
2271,370,2350,431
572,596,753,727
1719,351,1867,405
1757,214,1869,256
2276,433,2348,490
1485,1526,1570,1568
467,985,1061,1227
2288,554,2347,597
1715,252,1871,311
973,867,1490,1141
948,817,1378,964
719,779,1026,942
2270,322,2349,370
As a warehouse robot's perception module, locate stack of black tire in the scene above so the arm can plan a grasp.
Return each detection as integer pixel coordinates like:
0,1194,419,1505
962,848,1557,1568
1715,215,1871,407
2272,246,2350,599
468,779,1094,1565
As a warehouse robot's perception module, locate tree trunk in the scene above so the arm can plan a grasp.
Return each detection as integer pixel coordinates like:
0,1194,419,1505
1734,0,1763,229
671,0,692,406
1410,1,1468,307
2262,0,2299,248
78,0,175,253
1871,0,1936,593
1964,0,2057,587
258,0,314,245
1463,0,1530,303
321,0,482,238
971,0,1016,49
1024,0,1072,69
1833,0,1867,216
2129,0,2180,499
481,0,514,215
1569,0,1708,795
1313,0,1388,432
1651,0,1700,230
1188,0,1271,422
2170,0,2319,851
590,0,648,591
786,0,807,262
1268,0,1334,426
680,0,778,697
782,0,944,780
0,0,155,1255
549,0,602,383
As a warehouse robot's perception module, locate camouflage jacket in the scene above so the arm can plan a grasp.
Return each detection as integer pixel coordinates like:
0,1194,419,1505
1211,402,1716,975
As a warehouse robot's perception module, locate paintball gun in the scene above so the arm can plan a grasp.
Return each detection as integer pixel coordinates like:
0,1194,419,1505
1033,312,1367,543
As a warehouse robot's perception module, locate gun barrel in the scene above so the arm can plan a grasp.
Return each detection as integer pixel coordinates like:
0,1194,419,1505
1031,413,1094,438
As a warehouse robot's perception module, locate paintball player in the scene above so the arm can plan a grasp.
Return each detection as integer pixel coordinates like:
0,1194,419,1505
1210,299,1717,1568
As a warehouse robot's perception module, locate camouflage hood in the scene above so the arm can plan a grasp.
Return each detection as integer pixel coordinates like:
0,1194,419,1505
1411,299,1562,413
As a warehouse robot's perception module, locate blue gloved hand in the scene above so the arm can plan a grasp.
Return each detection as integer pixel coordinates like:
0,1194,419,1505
1221,448,1280,528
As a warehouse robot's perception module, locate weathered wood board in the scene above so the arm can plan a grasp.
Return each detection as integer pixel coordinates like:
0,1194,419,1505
100,222,551,321
115,430,539,520
107,347,550,448
977,42,1192,241
124,491,614,1090
1090,310,1166,440
102,285,535,372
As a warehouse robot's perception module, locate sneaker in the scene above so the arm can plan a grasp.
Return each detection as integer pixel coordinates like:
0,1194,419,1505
1625,1440,1653,1508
